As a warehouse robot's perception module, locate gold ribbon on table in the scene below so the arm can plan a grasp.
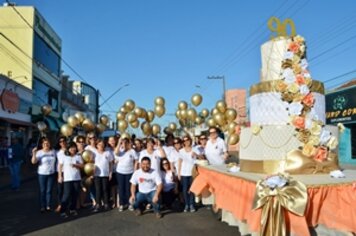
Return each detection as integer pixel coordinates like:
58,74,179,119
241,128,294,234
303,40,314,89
252,174,308,236
240,150,339,174
249,80,324,96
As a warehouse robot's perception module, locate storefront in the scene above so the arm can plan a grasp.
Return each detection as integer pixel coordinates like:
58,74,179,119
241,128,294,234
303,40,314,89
326,85,356,165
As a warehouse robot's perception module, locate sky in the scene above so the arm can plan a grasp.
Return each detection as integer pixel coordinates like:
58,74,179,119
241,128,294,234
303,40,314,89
5,0,356,129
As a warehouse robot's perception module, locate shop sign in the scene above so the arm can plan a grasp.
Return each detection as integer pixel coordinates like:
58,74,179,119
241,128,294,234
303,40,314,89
326,86,356,124
0,89,20,113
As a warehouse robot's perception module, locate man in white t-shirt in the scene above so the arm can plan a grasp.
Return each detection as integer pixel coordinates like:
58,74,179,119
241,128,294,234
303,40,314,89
130,156,163,219
205,127,228,165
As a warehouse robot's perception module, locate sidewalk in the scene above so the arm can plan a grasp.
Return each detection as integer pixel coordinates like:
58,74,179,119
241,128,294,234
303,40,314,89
0,161,37,191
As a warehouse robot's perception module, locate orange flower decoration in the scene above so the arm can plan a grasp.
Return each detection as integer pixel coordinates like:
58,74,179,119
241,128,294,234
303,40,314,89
292,116,305,129
288,42,300,53
314,146,328,162
302,93,315,107
296,74,305,85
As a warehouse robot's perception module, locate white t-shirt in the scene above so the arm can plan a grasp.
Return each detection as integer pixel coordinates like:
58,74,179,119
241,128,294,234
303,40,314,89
59,154,83,182
36,149,56,175
163,146,174,159
85,145,97,158
94,151,114,177
139,149,163,172
205,137,227,165
130,168,162,194
115,149,138,174
178,149,196,177
56,149,66,172
168,148,180,172
106,147,116,172
162,170,176,192
194,145,205,156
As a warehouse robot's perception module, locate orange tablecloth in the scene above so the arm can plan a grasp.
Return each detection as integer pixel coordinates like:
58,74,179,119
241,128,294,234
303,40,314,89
190,166,356,236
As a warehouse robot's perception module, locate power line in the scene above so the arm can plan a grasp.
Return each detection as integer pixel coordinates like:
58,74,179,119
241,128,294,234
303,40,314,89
323,69,356,84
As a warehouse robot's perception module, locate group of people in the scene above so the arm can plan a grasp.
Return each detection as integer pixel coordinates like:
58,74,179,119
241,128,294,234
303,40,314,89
31,126,228,219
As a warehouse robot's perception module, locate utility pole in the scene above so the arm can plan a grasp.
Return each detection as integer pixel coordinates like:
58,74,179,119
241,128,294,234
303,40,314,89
207,76,226,102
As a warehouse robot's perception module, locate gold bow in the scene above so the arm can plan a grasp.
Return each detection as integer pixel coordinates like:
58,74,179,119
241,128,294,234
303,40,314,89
252,175,307,236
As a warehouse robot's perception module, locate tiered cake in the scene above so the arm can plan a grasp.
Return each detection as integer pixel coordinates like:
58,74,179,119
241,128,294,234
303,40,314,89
240,35,339,174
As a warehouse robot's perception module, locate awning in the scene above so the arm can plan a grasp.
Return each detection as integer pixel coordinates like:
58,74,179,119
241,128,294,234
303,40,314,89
0,117,35,127
44,117,59,132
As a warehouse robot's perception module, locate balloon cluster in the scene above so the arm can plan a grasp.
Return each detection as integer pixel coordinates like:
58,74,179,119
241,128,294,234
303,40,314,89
82,150,95,187
116,97,167,136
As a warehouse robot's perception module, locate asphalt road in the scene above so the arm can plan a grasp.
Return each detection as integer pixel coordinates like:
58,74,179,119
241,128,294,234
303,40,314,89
0,167,240,236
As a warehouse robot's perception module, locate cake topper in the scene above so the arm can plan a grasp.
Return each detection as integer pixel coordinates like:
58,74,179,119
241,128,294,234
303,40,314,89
268,16,296,39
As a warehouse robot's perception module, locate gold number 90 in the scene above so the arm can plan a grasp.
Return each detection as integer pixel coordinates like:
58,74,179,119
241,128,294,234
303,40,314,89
268,17,296,39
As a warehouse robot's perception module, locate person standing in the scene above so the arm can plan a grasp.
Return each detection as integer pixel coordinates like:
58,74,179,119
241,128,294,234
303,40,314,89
139,138,166,172
160,158,178,209
31,137,56,212
106,136,118,209
130,156,163,219
205,127,228,165
8,137,25,190
58,141,84,218
55,137,67,212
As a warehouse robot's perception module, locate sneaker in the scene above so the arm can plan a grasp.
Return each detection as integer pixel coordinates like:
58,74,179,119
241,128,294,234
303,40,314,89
118,205,124,212
183,206,189,213
134,209,142,216
69,210,78,216
128,205,134,211
155,212,162,219
190,205,196,213
46,207,52,212
60,213,68,219
146,203,152,210
92,205,100,213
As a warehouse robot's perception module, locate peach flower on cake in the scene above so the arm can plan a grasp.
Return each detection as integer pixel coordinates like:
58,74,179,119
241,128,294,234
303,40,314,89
288,41,300,53
295,74,306,85
292,116,305,129
302,93,315,107
313,146,328,162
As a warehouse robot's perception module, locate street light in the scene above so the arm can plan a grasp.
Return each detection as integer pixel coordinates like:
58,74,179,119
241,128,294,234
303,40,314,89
100,83,130,107
207,76,226,101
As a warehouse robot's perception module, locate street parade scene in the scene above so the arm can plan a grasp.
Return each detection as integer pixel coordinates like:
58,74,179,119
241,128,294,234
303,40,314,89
0,0,356,236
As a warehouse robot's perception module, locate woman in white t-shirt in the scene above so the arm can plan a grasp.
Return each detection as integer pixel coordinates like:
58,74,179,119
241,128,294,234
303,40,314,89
178,135,197,213
58,141,84,218
139,138,166,172
55,137,67,213
31,137,57,213
160,157,178,209
92,138,113,212
114,137,138,211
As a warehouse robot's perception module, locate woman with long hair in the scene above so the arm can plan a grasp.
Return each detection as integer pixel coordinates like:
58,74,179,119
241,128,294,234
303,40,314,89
160,157,178,209
55,136,67,213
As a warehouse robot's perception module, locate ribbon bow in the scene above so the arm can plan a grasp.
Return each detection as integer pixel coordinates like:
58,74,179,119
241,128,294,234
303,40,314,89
252,175,308,236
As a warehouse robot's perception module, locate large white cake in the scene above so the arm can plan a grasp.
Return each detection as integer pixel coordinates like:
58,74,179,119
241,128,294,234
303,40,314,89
240,36,339,174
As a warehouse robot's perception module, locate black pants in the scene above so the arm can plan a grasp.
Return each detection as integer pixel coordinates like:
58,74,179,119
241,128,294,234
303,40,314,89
94,176,109,207
116,173,132,206
61,180,80,213
162,189,177,208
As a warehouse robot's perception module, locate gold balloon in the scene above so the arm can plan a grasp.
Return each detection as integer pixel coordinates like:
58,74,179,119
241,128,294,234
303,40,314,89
178,101,188,110
146,110,155,122
127,112,138,123
134,107,144,118
84,163,95,176
216,100,227,113
141,109,148,119
67,116,79,128
227,122,238,135
99,115,109,126
168,122,177,132
180,109,188,119
195,116,204,125
116,111,126,121
225,108,238,122
179,119,187,127
228,133,240,145
211,108,220,116
206,118,216,127
130,120,140,128
141,122,152,136
175,110,181,119
200,108,209,118
213,113,226,126
164,127,173,135
154,105,165,118
83,177,93,187
187,108,197,121
120,106,129,113
124,99,136,111
60,124,73,137
41,104,52,116
121,132,131,140
36,121,47,132
191,93,203,106
118,120,128,132
82,118,95,132
74,112,85,124
152,124,161,135
96,123,106,134
154,96,165,106
82,150,94,163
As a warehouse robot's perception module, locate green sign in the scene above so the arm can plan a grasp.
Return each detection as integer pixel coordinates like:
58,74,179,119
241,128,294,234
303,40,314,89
326,86,356,124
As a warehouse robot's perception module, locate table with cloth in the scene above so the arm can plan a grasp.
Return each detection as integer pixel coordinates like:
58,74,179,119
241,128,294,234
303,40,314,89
190,165,356,236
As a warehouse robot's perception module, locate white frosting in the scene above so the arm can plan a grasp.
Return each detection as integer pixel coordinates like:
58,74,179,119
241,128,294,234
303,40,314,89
249,92,326,125
260,37,289,81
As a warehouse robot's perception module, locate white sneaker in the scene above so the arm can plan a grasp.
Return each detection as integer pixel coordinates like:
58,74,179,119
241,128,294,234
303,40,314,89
128,205,134,211
118,205,124,212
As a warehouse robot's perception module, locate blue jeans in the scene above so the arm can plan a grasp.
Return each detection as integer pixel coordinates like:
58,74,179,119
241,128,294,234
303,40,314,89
8,161,22,189
134,190,161,213
116,173,132,206
181,176,194,207
38,174,55,209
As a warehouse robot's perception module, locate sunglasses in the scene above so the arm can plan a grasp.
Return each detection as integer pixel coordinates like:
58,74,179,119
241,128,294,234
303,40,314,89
209,131,217,134
162,162,169,165
59,140,66,143
77,141,85,144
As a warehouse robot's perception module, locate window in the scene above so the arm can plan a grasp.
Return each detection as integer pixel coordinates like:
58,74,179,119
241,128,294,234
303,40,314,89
33,33,61,77
33,78,59,112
